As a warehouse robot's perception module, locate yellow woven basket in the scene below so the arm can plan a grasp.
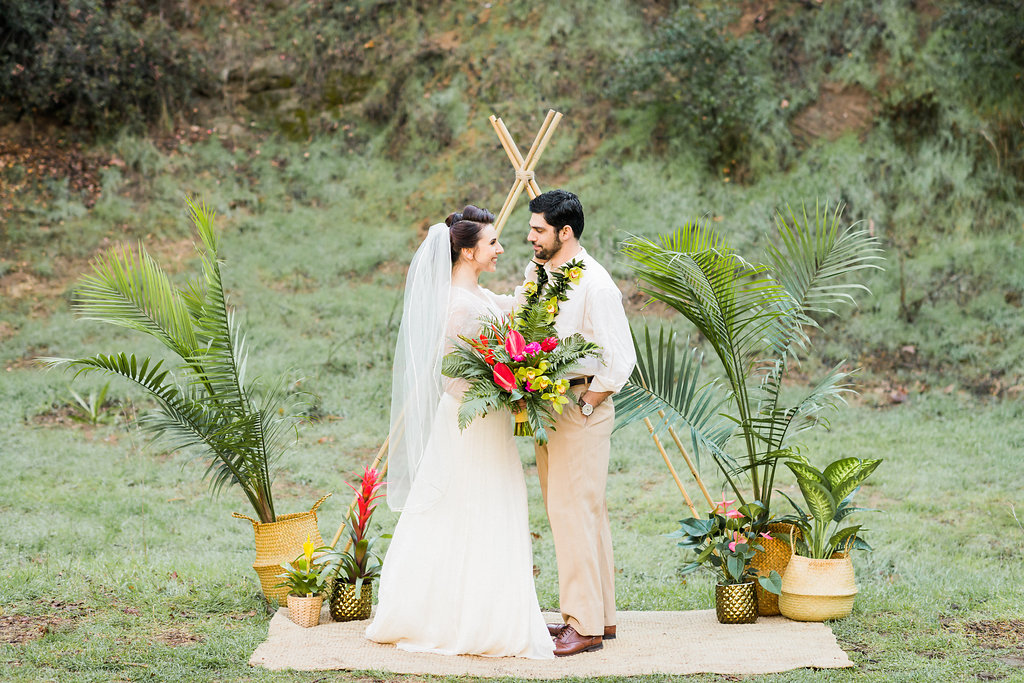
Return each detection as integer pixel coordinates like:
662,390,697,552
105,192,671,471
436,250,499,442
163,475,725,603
286,594,324,628
778,552,857,621
233,493,331,606
750,523,799,616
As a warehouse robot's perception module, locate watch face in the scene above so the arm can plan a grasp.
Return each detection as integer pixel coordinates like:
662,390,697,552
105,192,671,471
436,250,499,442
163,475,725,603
581,403,594,416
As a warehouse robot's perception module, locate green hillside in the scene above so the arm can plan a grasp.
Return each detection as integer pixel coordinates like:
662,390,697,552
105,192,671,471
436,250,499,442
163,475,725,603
3,0,1022,397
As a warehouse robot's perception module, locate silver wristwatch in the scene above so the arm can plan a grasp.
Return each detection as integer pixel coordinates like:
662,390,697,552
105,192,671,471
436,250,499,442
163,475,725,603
578,395,594,416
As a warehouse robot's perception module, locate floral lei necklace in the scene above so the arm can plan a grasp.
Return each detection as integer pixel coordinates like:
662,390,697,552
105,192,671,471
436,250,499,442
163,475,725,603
516,258,586,326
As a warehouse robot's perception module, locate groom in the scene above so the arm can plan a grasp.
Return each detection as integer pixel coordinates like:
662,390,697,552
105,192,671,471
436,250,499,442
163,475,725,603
517,190,636,656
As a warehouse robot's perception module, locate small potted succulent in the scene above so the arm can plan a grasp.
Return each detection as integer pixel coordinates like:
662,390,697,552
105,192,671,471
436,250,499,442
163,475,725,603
776,455,882,621
670,498,782,624
275,535,332,628
317,467,389,621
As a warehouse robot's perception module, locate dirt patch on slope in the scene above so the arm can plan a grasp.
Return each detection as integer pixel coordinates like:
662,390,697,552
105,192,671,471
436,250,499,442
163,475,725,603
791,82,877,144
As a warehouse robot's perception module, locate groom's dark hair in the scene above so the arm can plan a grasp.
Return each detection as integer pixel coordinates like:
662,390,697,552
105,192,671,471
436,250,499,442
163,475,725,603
529,189,584,239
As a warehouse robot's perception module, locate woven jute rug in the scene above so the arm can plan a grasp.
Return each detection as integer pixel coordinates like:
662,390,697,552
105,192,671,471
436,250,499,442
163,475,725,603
249,608,854,677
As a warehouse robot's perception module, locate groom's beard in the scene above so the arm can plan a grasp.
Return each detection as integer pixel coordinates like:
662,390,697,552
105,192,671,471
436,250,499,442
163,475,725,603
533,234,562,262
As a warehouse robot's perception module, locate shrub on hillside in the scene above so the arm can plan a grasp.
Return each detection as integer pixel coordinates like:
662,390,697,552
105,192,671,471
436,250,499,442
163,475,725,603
0,0,211,136
610,4,785,177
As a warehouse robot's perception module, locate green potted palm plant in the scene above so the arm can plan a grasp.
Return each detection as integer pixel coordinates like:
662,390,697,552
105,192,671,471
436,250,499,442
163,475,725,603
276,535,332,628
39,198,330,604
776,455,882,621
317,467,389,621
670,499,782,624
616,201,883,615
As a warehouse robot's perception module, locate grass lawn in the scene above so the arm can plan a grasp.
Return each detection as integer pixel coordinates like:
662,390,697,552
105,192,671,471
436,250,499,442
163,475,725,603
1,256,1022,681
1,132,1021,681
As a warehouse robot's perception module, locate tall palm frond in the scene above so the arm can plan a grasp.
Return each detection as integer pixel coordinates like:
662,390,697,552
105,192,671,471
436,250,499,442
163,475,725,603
621,202,883,513
621,221,794,389
37,199,298,523
614,325,737,496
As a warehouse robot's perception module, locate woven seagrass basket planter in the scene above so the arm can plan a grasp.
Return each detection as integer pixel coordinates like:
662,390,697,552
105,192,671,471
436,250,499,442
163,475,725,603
751,523,800,616
232,494,331,606
286,594,324,628
715,582,758,624
778,553,857,621
331,580,373,622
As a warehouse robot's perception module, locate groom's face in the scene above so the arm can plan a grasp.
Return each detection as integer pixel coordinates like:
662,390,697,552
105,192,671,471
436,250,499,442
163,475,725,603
528,213,566,262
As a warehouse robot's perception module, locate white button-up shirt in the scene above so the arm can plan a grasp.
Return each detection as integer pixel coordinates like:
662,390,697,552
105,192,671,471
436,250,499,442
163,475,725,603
515,246,636,394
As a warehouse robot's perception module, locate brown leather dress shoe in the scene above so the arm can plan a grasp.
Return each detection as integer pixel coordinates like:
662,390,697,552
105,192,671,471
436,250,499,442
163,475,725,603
548,622,616,639
553,625,603,656
546,622,568,637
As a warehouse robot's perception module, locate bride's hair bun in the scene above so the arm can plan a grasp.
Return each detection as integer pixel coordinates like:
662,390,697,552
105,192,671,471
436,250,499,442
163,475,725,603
447,204,496,264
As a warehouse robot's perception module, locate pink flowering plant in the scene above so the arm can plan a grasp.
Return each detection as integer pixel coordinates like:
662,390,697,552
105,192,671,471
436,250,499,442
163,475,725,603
669,498,782,592
441,260,600,444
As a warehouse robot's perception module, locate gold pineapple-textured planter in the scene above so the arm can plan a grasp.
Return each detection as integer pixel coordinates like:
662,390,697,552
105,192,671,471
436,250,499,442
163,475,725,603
715,582,758,624
286,594,324,628
331,580,373,622
779,553,857,621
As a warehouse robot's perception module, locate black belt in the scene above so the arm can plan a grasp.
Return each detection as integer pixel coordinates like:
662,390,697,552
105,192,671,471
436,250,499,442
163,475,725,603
568,376,594,387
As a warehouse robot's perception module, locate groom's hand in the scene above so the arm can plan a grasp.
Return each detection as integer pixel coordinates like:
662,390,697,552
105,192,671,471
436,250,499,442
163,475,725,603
582,389,612,408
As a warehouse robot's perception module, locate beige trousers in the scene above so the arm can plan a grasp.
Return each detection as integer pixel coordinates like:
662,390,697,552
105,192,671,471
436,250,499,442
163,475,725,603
535,388,616,637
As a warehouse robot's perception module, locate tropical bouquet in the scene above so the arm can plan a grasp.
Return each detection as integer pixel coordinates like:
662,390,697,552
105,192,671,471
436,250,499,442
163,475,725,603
441,259,601,444
669,498,783,593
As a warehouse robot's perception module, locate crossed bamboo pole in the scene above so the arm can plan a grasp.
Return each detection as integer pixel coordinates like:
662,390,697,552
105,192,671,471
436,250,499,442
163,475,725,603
489,109,562,237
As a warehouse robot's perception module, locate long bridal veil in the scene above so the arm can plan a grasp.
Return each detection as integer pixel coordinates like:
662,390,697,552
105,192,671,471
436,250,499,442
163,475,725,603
387,223,451,511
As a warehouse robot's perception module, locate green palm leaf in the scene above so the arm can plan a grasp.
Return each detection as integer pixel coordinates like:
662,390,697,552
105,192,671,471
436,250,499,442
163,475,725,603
38,199,296,523
614,324,733,465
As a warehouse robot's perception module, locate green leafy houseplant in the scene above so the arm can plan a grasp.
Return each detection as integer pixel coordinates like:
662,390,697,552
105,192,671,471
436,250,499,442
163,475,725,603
275,535,332,597
670,499,782,594
616,202,883,523
39,198,304,523
318,467,389,599
777,455,882,559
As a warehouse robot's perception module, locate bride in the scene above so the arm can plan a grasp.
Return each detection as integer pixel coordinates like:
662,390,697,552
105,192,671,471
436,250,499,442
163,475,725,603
365,206,555,660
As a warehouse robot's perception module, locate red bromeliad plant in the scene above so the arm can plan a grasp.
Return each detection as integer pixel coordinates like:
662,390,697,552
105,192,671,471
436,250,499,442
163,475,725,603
316,467,390,598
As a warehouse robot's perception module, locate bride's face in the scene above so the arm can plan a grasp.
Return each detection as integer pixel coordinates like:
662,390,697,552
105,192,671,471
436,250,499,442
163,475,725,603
464,224,504,273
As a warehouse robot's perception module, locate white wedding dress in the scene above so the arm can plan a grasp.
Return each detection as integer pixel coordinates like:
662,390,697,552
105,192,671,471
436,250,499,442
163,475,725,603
365,285,555,660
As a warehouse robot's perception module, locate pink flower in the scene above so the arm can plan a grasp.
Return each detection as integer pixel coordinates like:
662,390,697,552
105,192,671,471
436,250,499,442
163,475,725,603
504,330,525,358
725,509,744,519
540,337,558,352
712,494,735,514
524,342,541,355
759,532,774,541
728,531,747,552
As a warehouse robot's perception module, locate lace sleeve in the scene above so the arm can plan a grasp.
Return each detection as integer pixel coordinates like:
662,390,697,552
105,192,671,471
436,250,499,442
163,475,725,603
481,287,516,314
442,290,488,397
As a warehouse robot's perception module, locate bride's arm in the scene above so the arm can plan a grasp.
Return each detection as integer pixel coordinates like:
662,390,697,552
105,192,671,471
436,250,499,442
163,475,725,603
481,287,516,314
441,293,484,397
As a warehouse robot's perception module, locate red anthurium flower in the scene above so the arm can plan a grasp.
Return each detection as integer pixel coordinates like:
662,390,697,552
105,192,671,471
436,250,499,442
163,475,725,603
540,337,558,352
492,363,516,392
483,350,496,366
504,330,526,359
